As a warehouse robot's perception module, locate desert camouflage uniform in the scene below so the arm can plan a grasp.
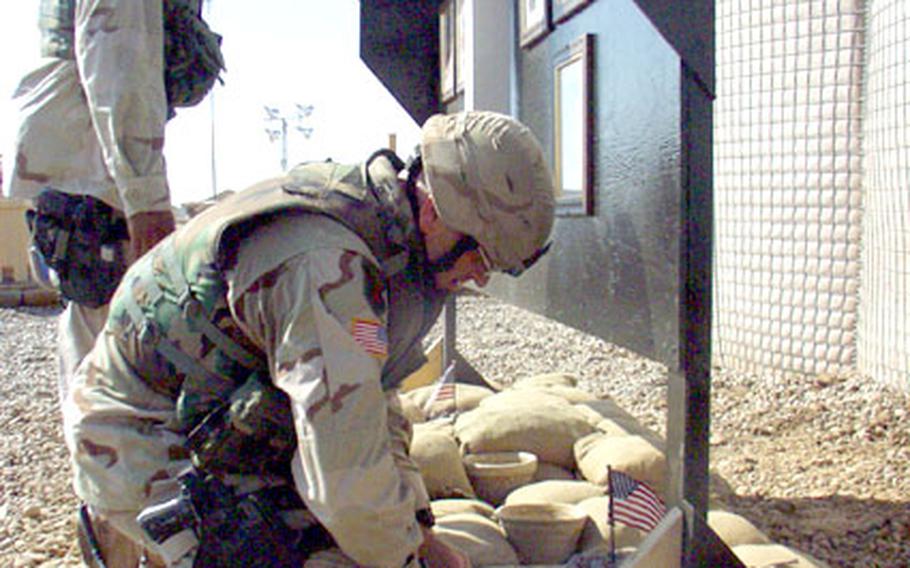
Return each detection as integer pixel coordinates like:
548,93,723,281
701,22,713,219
64,157,443,567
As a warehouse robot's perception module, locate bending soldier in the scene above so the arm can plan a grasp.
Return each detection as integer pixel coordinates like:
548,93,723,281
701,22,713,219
64,111,556,567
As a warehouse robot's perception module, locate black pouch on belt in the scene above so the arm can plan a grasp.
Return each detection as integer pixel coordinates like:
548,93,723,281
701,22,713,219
25,188,129,308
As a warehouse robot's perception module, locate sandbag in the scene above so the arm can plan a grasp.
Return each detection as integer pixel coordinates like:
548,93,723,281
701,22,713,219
503,480,606,506
707,510,771,547
512,385,599,404
477,389,572,411
455,404,596,469
732,544,830,567
431,498,496,520
592,417,637,439
513,371,579,388
433,512,520,567
414,418,456,438
399,393,426,424
574,433,667,497
402,383,495,419
574,400,664,449
411,423,475,499
576,496,647,551
532,461,576,483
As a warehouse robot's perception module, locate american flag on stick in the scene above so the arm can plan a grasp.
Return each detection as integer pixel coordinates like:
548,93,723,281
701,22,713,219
423,362,457,418
608,467,666,533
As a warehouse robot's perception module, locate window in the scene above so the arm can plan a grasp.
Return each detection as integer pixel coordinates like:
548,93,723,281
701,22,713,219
554,34,594,215
439,0,456,102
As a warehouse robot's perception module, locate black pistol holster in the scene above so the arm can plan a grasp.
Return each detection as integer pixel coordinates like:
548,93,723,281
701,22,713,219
26,189,129,308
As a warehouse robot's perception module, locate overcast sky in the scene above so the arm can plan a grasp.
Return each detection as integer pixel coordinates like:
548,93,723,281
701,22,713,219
0,1,421,205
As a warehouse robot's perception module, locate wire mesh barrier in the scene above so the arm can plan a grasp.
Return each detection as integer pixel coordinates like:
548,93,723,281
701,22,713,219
714,0,907,389
858,0,910,390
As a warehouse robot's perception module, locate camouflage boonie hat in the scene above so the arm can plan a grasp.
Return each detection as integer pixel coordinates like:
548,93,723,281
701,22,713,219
420,111,555,275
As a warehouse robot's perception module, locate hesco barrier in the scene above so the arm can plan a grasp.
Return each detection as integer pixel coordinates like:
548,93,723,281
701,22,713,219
714,0,909,390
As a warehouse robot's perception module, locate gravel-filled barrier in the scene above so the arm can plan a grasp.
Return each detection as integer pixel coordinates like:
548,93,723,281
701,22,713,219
1,294,908,567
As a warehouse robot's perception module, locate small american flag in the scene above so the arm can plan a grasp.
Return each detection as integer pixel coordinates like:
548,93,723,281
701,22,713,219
436,383,455,401
423,362,457,416
351,318,388,357
608,468,666,533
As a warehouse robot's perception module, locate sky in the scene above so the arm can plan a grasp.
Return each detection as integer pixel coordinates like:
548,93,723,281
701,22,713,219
0,0,422,206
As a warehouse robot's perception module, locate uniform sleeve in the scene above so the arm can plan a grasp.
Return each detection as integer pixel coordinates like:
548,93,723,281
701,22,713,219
231,248,426,568
74,0,170,216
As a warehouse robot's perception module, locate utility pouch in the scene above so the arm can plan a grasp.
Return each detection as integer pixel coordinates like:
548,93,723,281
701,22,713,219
184,373,296,475
25,189,128,308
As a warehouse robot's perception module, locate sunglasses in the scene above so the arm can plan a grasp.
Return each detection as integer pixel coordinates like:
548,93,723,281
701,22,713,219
477,242,552,277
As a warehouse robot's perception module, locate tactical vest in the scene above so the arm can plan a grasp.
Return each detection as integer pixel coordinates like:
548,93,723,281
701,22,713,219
40,0,225,112
108,154,445,474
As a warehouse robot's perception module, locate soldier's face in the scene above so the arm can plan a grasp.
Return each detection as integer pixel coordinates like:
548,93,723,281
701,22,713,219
416,189,491,291
433,248,490,292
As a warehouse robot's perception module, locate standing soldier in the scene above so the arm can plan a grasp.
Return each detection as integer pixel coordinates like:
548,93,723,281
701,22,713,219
3,0,223,405
64,111,555,566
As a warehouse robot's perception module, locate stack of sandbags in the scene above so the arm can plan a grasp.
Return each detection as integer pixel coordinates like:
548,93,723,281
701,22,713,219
404,371,816,566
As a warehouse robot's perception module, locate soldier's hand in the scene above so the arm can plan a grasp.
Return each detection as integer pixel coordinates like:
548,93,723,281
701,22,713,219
127,210,176,262
419,527,472,568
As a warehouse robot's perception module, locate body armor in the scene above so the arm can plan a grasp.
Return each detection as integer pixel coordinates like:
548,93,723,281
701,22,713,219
108,154,445,474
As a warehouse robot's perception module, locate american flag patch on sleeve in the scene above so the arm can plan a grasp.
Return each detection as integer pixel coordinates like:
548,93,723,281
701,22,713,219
351,318,388,358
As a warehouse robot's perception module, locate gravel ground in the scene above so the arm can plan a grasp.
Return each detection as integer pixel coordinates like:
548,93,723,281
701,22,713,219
2,294,908,567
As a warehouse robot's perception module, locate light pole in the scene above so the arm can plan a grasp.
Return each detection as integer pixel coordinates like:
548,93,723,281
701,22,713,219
205,0,217,198
264,104,314,172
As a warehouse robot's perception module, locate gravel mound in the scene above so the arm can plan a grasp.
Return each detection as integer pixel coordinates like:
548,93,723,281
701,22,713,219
2,294,908,567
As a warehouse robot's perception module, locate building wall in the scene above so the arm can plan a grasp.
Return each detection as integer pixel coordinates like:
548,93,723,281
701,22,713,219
483,0,683,367
859,0,910,389
713,0,866,377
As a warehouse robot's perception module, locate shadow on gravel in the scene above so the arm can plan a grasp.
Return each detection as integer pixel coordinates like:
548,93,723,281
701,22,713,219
719,493,910,567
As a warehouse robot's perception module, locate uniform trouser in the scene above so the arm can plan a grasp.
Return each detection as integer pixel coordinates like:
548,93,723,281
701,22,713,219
57,301,108,404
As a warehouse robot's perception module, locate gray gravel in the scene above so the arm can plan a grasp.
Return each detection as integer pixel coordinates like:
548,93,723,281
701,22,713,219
2,293,908,567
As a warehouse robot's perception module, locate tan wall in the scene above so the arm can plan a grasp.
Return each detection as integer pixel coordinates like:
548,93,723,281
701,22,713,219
0,198,33,284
